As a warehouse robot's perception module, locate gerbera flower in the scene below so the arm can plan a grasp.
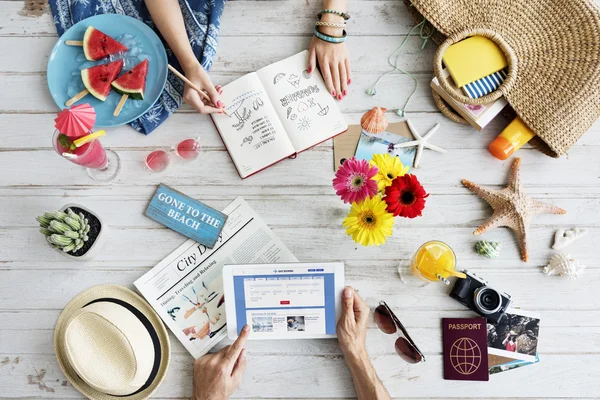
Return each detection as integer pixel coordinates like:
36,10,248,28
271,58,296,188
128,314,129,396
383,174,429,218
370,153,410,192
333,157,379,204
343,196,394,246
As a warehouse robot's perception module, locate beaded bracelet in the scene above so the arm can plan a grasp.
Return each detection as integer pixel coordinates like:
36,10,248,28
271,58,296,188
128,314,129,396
313,27,347,44
315,21,346,28
317,9,351,20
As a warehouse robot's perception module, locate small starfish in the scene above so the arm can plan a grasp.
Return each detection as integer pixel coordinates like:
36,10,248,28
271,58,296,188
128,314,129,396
462,158,566,262
394,120,447,168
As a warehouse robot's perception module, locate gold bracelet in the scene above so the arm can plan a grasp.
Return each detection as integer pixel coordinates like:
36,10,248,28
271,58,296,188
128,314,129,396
315,21,346,28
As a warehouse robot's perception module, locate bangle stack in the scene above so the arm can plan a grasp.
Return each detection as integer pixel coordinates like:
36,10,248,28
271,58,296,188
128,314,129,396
314,9,350,44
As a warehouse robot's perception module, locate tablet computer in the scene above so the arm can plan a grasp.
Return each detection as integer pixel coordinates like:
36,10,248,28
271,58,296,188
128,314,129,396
223,262,345,340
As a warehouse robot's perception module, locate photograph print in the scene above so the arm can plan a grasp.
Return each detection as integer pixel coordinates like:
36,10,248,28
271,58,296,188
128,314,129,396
487,308,540,362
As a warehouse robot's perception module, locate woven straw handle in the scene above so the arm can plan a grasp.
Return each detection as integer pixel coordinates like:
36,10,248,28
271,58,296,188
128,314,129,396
433,28,518,105
431,90,469,125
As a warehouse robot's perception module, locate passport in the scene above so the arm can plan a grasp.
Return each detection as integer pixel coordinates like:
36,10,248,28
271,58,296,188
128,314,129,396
443,317,489,381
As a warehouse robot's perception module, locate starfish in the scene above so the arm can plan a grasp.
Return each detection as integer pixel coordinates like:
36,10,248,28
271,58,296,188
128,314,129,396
394,120,447,168
462,158,566,262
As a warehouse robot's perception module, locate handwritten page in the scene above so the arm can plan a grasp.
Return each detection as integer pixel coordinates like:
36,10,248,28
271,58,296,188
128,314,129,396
212,73,295,177
257,51,347,152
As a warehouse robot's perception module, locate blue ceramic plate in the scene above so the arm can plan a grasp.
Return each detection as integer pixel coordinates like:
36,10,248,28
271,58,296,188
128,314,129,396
47,14,168,127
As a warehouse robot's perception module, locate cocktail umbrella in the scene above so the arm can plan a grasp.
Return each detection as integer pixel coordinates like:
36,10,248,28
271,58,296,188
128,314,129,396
54,104,96,137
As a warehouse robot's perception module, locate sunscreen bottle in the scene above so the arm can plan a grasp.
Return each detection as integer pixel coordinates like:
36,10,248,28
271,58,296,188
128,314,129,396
489,117,535,160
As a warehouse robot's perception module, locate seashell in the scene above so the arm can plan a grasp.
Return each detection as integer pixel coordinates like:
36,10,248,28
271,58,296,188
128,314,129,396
361,107,388,134
365,87,377,96
552,227,588,250
475,240,501,258
543,253,586,279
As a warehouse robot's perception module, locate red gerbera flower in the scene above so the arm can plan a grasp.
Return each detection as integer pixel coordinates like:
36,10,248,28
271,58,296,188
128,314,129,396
383,174,429,218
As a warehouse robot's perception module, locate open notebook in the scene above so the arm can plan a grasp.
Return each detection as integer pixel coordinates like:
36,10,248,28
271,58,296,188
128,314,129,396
212,51,348,178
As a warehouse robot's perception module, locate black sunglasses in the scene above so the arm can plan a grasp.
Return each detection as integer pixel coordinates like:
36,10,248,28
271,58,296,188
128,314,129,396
374,301,425,364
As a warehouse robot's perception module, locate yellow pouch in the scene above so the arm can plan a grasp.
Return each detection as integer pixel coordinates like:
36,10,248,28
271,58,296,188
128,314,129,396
442,36,507,87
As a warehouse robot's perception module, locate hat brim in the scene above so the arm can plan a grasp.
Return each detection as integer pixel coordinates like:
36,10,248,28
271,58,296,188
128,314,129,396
54,285,171,400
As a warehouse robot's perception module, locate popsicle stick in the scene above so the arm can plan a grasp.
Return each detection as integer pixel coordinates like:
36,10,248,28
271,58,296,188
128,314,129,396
167,64,229,116
113,94,129,117
65,40,83,46
65,89,89,107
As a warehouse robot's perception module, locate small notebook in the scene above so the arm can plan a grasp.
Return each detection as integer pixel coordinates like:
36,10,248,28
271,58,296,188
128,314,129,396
442,317,489,381
463,69,507,99
212,51,348,178
442,36,508,87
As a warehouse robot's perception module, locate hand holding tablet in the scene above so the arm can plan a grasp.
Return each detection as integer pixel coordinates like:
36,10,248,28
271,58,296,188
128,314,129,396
222,262,345,340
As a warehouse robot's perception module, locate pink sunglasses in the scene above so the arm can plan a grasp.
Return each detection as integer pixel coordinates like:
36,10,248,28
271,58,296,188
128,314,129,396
145,138,201,173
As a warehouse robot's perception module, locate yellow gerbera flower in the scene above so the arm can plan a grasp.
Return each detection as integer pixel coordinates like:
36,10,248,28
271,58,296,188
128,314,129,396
343,196,394,246
370,153,410,192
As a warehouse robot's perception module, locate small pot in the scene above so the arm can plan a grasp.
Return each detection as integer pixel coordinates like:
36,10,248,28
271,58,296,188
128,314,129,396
51,203,108,260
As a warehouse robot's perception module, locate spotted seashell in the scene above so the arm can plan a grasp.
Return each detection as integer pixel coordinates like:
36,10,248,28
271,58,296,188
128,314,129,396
474,240,501,258
360,107,388,134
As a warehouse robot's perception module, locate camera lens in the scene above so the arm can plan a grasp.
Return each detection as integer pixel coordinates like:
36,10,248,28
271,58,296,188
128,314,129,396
474,287,502,314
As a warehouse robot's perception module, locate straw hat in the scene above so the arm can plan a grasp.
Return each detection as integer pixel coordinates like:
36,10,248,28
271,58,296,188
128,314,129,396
407,0,600,157
54,285,170,399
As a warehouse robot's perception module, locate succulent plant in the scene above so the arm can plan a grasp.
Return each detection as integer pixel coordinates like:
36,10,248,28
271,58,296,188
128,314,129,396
36,208,90,253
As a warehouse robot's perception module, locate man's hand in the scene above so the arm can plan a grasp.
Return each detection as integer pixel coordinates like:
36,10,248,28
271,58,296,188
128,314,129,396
337,286,370,360
192,324,250,400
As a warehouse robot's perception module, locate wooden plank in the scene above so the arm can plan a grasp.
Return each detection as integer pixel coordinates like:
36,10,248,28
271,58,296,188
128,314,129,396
1,268,598,310
0,72,439,113
1,222,596,264
0,1,418,37
0,35,437,74
0,353,598,398
0,146,598,188
2,111,503,150
2,192,598,229
2,314,598,355
3,110,600,151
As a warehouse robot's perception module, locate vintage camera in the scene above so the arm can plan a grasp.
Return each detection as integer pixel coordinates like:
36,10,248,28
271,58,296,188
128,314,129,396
450,270,512,324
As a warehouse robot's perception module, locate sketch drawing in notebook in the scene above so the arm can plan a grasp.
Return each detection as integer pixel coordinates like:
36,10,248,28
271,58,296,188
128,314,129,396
212,51,348,178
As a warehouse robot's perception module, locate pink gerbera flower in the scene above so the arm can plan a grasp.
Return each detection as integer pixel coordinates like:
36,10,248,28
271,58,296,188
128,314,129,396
333,157,379,203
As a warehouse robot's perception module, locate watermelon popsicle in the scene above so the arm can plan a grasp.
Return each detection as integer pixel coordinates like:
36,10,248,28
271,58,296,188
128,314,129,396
111,59,148,116
65,59,124,106
65,26,128,61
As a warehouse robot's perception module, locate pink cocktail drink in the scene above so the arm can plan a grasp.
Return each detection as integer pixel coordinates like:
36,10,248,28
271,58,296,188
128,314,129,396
53,130,108,169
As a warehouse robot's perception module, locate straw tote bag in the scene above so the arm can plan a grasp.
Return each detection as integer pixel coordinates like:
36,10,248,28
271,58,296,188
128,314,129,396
405,0,600,158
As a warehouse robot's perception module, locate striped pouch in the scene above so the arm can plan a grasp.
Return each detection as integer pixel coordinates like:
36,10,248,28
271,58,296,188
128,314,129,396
462,69,507,99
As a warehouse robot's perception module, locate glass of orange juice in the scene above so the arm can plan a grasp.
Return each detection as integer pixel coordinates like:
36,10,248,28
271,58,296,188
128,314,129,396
411,241,466,284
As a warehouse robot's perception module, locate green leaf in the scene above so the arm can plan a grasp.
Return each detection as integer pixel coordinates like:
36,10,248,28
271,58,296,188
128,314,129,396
36,215,52,228
64,216,81,231
57,134,76,152
48,234,72,246
63,230,79,239
49,220,71,234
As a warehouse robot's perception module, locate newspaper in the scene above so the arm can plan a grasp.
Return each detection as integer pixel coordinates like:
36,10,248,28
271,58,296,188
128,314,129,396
134,197,297,358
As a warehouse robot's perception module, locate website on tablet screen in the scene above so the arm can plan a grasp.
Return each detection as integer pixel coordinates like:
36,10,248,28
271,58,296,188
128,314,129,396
232,265,337,337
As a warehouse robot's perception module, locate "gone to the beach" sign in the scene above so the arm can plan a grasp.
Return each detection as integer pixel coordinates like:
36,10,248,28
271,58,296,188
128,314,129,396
145,184,227,248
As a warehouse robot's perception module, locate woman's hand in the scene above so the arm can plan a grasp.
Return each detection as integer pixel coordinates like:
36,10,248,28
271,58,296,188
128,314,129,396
308,37,351,101
182,62,224,114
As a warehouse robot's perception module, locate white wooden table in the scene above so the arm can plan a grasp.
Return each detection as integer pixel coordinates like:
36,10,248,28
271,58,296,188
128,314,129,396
1,1,599,398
